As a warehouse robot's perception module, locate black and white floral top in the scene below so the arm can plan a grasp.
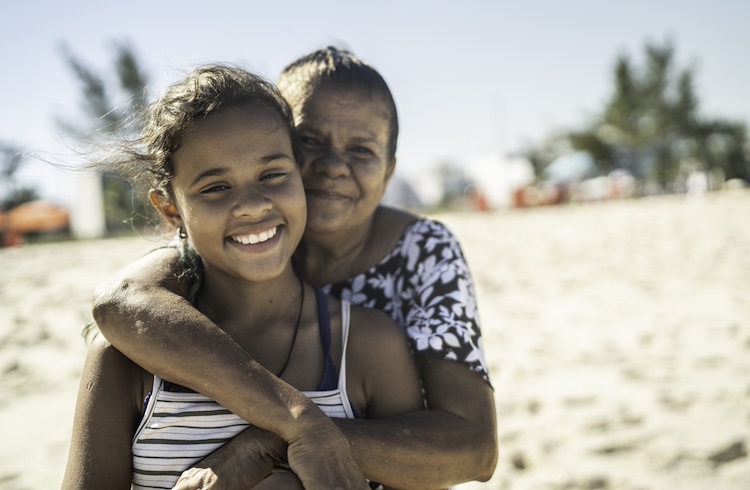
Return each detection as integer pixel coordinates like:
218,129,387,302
322,219,490,384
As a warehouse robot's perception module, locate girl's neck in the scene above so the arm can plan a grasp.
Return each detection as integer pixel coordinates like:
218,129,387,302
195,264,314,384
196,266,301,332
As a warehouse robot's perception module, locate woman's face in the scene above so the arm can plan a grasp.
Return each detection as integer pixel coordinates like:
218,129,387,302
292,87,396,237
165,103,306,283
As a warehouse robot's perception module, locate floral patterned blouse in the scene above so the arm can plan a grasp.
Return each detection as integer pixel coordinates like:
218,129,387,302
322,218,490,384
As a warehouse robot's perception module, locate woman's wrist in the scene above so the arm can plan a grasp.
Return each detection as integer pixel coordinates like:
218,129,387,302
274,395,339,442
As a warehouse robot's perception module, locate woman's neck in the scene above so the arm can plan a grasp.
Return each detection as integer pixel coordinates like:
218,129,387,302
298,206,419,286
296,209,375,286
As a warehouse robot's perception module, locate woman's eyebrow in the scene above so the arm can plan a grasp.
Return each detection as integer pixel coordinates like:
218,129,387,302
296,125,321,135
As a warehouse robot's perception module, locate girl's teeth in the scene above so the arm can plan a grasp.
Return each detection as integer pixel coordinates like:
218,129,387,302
233,226,277,245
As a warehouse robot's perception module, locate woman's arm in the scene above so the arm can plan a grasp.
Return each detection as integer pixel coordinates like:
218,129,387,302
173,306,429,490
92,247,367,489
335,358,497,489
62,335,141,489
172,427,286,490
333,219,498,488
177,359,496,490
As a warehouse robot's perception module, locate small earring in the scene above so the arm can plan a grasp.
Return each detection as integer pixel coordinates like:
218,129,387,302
177,227,188,239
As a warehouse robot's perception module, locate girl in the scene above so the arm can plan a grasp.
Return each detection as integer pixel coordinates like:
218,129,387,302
62,65,423,489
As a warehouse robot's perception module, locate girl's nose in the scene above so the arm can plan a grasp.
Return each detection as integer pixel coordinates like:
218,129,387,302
232,185,272,218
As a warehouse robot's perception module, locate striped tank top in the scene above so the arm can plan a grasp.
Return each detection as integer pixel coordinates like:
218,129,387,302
131,291,356,489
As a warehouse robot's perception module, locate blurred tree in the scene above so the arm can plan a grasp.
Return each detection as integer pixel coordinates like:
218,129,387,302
563,40,749,189
436,160,473,209
0,143,39,212
58,40,150,233
521,133,571,178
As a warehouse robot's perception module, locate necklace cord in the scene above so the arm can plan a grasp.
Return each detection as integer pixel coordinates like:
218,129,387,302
277,276,304,378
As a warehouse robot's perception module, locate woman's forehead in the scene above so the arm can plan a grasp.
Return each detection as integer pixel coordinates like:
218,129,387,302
297,87,392,124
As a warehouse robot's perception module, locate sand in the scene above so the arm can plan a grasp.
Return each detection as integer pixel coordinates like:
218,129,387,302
1,190,749,489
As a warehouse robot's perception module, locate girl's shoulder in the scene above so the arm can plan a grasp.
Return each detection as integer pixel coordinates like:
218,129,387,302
346,303,406,355
324,294,401,346
344,301,424,418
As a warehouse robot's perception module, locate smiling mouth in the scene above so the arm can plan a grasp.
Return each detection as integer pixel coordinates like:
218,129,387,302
307,189,348,200
230,226,277,245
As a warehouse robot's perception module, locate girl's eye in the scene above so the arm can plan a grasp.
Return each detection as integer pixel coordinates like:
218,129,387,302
261,171,288,182
201,184,229,194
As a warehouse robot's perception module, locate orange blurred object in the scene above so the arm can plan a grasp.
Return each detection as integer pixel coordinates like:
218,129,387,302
0,200,69,246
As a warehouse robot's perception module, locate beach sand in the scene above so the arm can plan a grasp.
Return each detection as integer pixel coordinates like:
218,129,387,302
1,190,749,489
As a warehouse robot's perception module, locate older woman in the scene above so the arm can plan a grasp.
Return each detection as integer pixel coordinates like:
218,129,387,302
93,47,497,489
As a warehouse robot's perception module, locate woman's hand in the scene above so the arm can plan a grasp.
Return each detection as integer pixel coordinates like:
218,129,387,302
172,426,285,489
286,418,369,490
171,418,368,490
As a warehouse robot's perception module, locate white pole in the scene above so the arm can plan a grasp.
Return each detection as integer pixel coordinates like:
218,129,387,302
70,170,106,239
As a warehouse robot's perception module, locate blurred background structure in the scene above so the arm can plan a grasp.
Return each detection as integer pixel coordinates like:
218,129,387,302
1,0,748,245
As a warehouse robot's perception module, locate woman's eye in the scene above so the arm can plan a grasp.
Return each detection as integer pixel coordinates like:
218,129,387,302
300,136,321,147
351,146,374,155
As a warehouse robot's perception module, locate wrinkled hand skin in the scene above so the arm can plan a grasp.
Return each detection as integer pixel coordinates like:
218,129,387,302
172,455,275,490
286,421,369,490
171,422,367,489
173,467,222,490
172,426,282,490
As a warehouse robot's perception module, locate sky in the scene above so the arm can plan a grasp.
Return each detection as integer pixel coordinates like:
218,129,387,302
2,0,749,205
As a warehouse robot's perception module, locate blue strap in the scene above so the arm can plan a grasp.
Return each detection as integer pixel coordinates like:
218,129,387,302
315,287,339,391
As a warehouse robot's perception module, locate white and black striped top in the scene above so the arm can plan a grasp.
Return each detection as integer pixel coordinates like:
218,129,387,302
131,298,355,490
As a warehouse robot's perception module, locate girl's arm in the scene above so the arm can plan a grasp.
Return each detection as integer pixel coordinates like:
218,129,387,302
62,335,141,489
91,247,367,490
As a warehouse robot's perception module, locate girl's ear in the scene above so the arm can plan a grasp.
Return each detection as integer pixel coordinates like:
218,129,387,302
148,189,183,230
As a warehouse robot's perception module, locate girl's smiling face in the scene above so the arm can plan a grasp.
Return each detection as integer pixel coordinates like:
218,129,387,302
159,102,306,284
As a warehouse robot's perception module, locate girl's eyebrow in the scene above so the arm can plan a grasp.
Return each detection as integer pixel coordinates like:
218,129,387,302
261,153,295,164
189,167,227,188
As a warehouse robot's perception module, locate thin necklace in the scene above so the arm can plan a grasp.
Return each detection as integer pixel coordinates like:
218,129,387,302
277,276,304,379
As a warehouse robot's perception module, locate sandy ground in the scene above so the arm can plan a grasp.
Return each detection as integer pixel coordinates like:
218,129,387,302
1,190,749,489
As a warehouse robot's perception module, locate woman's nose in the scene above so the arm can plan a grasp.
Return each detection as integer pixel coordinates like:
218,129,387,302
310,150,350,178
